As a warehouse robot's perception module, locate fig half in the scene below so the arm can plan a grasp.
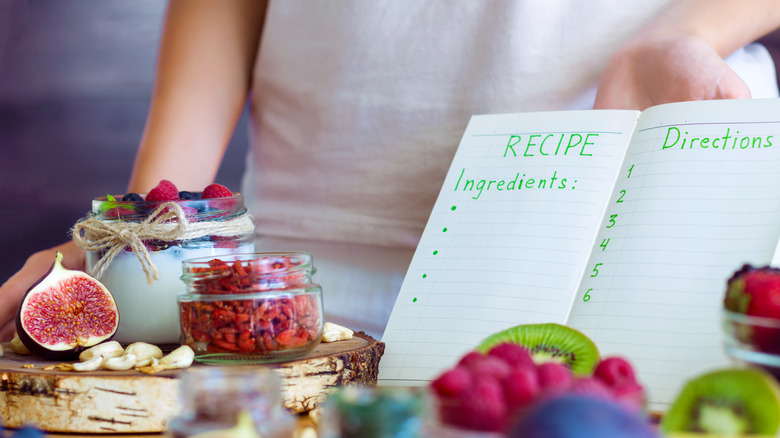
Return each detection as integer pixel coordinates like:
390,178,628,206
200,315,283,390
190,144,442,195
15,251,119,360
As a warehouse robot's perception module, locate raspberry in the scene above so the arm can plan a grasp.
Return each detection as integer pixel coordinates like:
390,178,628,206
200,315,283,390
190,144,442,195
431,366,473,399
104,207,137,219
145,180,179,202
488,342,535,369
567,376,613,400
180,205,199,217
448,376,508,432
202,183,233,199
457,351,485,369
612,380,646,413
470,355,512,380
593,357,637,390
536,362,573,393
502,367,540,410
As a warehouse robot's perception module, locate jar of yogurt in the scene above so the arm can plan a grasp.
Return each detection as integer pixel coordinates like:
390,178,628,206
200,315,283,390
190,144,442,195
76,192,255,345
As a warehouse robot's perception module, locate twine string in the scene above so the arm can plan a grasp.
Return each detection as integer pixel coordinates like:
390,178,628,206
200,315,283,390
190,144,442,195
71,201,254,284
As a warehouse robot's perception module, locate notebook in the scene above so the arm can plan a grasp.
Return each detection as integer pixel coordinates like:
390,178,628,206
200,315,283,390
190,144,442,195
378,98,780,409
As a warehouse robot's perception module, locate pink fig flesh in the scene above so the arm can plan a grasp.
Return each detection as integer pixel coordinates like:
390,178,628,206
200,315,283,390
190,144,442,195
15,251,119,360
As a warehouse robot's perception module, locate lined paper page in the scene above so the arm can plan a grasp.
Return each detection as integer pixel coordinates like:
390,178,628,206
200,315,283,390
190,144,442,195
379,110,638,385
568,99,780,409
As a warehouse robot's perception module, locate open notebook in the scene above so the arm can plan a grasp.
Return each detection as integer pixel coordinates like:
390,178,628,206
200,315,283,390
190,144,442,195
378,98,780,410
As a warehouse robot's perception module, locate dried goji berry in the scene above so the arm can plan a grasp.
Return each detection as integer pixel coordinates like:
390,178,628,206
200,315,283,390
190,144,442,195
238,337,255,352
214,339,239,351
262,332,277,350
275,329,296,347
262,306,280,321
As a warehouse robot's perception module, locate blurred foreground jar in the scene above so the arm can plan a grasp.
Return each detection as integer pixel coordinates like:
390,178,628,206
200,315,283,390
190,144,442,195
320,386,429,438
179,252,324,364
73,194,255,345
168,366,294,438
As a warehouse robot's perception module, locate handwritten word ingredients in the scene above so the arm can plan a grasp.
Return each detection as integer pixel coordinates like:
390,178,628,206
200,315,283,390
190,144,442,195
454,169,574,199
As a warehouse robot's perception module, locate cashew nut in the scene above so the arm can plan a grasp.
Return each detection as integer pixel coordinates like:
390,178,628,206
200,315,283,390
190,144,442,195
322,322,353,342
10,333,30,355
135,357,160,368
138,346,195,374
79,341,124,362
102,353,138,371
160,345,195,369
124,342,163,364
72,356,103,372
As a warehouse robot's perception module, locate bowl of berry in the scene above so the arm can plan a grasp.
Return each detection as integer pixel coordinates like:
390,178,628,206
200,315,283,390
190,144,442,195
723,265,780,372
425,323,656,437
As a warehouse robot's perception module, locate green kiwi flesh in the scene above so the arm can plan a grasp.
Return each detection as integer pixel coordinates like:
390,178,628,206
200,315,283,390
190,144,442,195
475,323,599,375
661,368,780,435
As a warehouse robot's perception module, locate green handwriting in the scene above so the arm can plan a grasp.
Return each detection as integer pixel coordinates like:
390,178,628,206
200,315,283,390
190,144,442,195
504,133,598,158
453,169,573,200
661,127,773,150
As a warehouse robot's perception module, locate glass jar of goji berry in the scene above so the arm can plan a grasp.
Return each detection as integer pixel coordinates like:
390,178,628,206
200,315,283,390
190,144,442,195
179,252,324,364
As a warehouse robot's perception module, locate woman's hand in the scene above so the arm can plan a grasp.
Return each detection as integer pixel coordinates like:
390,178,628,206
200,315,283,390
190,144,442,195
594,32,750,110
0,241,85,341
594,0,780,110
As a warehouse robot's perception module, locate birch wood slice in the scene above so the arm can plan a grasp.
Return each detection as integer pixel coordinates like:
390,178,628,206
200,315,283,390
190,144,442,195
0,332,384,434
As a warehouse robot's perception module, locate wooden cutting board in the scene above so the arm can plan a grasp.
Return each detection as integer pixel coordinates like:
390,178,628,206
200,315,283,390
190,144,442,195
0,333,384,434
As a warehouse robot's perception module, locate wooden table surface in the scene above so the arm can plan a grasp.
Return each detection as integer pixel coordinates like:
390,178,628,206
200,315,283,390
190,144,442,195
0,334,382,435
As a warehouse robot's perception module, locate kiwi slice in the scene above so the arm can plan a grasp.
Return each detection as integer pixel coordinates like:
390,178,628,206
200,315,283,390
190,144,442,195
661,368,780,435
475,323,599,375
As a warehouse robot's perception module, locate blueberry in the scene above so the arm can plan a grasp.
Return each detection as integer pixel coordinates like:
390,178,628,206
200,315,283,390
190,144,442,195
179,191,201,200
121,192,144,202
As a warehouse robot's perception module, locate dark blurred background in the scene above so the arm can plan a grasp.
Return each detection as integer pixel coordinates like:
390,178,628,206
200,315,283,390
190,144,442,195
0,1,249,284
0,1,779,285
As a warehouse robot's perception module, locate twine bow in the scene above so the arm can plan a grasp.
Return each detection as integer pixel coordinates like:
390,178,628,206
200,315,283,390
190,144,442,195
72,201,255,284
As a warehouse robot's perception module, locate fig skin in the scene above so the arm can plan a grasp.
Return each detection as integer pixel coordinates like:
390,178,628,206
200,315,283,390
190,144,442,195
15,251,119,361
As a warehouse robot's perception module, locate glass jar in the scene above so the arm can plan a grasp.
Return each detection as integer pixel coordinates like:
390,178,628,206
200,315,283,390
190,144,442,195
168,366,294,438
320,386,429,438
179,252,324,364
81,194,255,345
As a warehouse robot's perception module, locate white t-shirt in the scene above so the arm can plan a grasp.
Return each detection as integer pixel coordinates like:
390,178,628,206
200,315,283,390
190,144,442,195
244,1,777,248
243,1,778,336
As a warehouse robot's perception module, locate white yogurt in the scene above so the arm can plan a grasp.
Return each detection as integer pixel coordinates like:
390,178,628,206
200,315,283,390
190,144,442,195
88,241,255,345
